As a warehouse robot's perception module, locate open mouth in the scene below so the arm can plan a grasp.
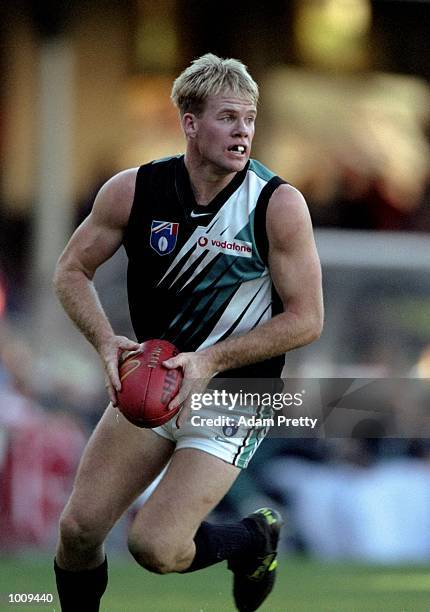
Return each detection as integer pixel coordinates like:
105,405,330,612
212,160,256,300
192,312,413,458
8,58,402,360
228,144,247,155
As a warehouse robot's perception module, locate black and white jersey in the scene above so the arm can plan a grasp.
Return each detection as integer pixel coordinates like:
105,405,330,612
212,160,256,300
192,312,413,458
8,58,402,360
123,155,286,377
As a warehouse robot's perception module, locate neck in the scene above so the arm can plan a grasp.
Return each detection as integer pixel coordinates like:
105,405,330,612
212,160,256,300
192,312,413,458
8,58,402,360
184,152,236,206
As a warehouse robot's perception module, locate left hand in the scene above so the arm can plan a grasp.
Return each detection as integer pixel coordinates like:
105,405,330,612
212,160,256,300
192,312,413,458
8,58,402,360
163,350,216,428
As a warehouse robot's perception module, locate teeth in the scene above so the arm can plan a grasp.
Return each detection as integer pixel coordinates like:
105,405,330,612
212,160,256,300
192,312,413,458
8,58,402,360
228,145,245,154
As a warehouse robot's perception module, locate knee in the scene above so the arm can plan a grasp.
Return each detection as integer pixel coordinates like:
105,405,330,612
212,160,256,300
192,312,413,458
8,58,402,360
59,509,105,552
127,529,185,574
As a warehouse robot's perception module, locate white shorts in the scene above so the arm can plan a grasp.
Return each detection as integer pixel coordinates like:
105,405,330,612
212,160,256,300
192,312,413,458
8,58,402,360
152,403,273,469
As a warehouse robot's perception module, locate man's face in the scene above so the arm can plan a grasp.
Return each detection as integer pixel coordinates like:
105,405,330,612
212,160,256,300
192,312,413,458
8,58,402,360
185,91,257,174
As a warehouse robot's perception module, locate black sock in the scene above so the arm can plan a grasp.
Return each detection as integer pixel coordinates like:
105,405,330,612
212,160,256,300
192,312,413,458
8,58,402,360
183,518,265,573
54,557,108,612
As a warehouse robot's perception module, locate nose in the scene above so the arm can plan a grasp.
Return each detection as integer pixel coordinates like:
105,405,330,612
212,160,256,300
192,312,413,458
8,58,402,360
232,118,250,137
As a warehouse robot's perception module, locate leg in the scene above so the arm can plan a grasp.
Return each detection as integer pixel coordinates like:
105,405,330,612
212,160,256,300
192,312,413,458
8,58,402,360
127,448,240,573
57,404,174,570
126,447,283,612
55,404,174,611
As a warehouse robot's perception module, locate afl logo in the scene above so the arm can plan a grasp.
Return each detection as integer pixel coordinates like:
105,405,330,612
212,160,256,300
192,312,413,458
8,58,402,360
198,236,208,247
222,420,239,437
150,221,179,255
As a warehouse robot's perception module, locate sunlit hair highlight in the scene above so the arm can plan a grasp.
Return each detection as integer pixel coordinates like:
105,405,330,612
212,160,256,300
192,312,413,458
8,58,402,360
171,53,259,116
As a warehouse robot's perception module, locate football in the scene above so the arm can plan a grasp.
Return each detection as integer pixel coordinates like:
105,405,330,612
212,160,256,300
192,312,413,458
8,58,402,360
117,339,183,428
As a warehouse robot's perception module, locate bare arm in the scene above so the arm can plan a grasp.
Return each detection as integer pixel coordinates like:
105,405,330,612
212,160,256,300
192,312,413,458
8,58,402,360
53,168,140,404
167,183,324,424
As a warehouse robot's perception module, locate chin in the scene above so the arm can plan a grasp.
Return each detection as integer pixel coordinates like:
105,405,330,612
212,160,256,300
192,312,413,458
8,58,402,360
222,157,248,173
233,159,248,173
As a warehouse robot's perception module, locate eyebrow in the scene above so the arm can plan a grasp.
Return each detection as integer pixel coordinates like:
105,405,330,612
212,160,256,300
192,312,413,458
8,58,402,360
217,107,257,115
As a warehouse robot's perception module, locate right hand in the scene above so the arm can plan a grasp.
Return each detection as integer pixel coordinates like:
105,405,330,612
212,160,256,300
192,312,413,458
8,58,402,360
163,349,217,429
98,335,141,406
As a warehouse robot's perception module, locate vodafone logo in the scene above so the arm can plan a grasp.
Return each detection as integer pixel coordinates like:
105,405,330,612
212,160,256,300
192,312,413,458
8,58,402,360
211,239,252,254
196,234,252,258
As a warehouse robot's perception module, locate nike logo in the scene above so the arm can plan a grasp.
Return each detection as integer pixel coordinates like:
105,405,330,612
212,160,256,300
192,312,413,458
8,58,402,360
190,210,214,218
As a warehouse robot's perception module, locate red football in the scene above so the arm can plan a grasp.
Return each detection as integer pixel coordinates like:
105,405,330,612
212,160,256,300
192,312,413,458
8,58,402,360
117,339,183,428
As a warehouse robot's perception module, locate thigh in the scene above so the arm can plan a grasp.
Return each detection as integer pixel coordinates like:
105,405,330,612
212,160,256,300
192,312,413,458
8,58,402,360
64,404,175,530
131,448,240,545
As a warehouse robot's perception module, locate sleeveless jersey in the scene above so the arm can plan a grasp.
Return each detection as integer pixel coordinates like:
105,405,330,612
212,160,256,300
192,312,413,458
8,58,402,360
123,155,286,378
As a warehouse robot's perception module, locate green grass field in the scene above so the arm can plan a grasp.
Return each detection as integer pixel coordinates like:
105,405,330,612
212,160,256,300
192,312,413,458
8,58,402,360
1,555,430,611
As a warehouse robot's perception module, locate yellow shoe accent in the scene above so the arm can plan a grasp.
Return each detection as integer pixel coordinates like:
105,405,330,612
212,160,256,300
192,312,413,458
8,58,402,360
260,509,276,525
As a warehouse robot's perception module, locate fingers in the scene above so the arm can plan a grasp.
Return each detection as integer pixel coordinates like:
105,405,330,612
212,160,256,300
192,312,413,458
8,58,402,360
173,378,207,429
106,358,121,394
169,377,209,429
176,403,191,428
118,337,141,356
100,335,141,401
163,351,217,429
104,373,118,407
163,355,185,369
168,377,194,412
119,347,142,363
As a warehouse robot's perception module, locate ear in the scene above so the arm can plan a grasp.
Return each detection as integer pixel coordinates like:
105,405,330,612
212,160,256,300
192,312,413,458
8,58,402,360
182,113,198,139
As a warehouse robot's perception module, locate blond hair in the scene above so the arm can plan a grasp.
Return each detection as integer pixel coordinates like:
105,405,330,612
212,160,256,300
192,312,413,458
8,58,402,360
171,53,259,116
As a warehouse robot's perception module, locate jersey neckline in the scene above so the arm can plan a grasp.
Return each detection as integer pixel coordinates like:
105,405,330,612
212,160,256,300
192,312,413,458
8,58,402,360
174,155,250,222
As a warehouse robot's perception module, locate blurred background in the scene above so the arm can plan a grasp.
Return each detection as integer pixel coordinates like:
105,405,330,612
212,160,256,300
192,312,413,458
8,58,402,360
1,0,430,573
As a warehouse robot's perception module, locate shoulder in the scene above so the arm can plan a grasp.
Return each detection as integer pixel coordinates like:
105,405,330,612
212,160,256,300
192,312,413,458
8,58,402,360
96,167,139,207
267,184,314,247
268,183,307,216
91,168,139,228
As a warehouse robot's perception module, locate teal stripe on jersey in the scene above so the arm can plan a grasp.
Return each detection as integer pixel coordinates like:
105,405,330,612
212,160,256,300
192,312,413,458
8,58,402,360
214,281,268,343
167,283,239,344
168,257,235,328
165,256,268,343
249,159,275,182
235,212,265,268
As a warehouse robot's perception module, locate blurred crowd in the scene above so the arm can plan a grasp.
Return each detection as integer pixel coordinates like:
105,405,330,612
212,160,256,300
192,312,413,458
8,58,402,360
241,436,430,562
0,319,87,550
